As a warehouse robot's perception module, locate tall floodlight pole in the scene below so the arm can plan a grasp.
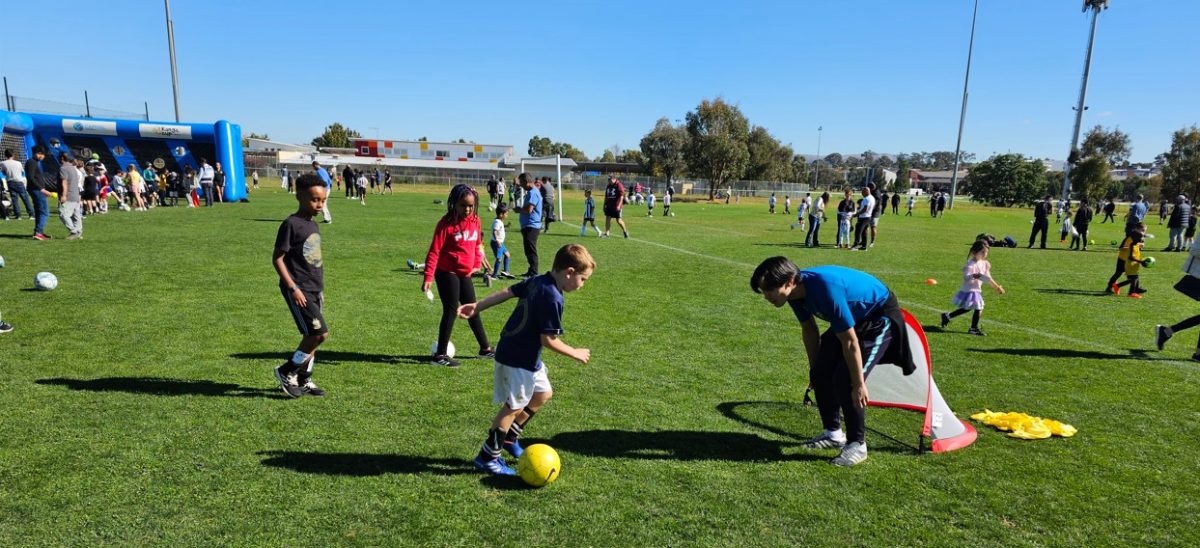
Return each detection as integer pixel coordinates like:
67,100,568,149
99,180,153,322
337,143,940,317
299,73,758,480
1062,0,1109,203
948,0,980,210
164,0,181,122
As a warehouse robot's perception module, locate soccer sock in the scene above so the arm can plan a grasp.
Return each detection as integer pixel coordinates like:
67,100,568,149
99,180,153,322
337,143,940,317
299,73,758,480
504,408,536,446
503,256,510,272
478,428,506,461
948,308,970,319
287,350,311,372
971,310,981,329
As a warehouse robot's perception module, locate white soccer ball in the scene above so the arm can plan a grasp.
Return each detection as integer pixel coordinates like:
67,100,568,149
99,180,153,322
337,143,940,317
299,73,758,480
431,341,456,358
34,272,58,291
0,255,5,268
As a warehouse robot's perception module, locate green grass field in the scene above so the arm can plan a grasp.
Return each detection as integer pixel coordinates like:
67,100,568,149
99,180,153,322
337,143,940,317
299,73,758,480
1,183,1198,546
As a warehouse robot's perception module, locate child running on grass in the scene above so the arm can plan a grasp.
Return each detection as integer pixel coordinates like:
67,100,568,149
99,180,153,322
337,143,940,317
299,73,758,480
1156,240,1200,360
940,240,1005,336
272,174,330,398
1116,228,1150,298
422,184,494,367
1107,223,1147,295
458,244,594,475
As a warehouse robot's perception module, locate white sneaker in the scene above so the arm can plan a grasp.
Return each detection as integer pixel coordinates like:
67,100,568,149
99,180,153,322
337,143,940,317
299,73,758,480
802,429,847,449
831,441,868,467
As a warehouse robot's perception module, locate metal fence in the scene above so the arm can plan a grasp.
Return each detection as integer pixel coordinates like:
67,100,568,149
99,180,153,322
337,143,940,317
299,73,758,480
4,95,149,121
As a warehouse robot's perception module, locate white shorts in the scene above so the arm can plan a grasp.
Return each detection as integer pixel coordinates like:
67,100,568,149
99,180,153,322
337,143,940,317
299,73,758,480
871,217,880,227
493,361,551,409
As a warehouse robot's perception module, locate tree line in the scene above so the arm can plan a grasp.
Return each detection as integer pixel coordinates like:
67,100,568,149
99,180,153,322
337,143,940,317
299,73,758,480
965,125,1200,206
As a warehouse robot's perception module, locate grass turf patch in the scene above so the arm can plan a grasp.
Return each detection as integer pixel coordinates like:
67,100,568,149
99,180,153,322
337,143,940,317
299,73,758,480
0,184,1197,545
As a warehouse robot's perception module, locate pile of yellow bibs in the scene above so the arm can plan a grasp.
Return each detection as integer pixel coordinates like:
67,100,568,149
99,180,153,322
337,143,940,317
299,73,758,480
970,410,1077,440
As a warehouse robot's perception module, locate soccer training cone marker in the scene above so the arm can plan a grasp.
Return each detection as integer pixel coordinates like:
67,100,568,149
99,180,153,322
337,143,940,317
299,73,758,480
925,278,938,285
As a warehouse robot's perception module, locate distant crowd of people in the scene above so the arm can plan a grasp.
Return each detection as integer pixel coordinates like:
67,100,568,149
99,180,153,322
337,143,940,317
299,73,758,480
0,147,229,241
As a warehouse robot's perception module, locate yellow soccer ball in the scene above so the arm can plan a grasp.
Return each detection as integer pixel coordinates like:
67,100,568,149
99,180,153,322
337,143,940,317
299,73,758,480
517,444,561,487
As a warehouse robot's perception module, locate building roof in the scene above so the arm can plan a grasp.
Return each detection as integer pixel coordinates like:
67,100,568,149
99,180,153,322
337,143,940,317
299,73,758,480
280,153,512,172
244,138,316,153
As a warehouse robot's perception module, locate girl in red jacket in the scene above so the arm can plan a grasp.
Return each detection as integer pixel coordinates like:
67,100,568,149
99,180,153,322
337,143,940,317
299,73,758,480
422,184,494,367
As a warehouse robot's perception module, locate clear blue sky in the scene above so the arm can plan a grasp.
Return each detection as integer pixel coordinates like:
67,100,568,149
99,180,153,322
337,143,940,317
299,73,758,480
2,0,1196,164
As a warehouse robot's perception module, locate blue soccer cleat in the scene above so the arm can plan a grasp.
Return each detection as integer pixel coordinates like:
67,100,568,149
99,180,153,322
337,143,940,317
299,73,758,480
474,455,516,476
504,439,524,459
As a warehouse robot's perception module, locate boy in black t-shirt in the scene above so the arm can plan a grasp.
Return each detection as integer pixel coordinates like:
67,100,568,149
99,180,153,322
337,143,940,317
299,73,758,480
457,244,595,475
272,174,330,397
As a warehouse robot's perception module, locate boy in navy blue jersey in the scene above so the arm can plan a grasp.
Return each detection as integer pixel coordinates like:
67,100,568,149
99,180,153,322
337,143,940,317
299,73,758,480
751,258,914,467
457,244,595,475
272,174,330,397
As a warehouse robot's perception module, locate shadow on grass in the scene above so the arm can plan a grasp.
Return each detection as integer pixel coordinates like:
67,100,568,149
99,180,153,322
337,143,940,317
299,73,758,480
752,242,821,249
1034,288,1108,296
540,429,822,462
718,401,922,454
228,351,436,366
968,348,1129,360
244,218,281,222
257,451,476,476
0,233,35,239
35,377,288,398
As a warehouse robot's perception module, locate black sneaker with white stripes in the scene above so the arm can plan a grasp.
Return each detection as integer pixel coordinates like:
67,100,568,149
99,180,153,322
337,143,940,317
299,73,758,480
432,354,461,368
299,378,326,397
274,365,303,398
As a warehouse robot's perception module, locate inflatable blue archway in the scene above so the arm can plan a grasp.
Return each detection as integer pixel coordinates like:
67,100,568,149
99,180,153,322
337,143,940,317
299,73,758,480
0,109,245,202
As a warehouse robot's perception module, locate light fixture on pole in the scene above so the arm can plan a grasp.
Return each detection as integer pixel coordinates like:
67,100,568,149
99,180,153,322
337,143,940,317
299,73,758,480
948,0,980,210
1062,0,1110,204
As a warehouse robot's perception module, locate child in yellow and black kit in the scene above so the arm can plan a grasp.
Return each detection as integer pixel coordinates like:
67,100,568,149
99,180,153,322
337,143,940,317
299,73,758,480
1106,222,1144,295
1114,225,1150,298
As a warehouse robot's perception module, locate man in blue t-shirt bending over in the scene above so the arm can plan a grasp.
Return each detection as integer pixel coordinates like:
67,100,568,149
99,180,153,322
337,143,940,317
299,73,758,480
751,258,913,467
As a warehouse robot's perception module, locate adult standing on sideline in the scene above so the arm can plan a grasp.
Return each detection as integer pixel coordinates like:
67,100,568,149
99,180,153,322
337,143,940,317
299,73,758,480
1029,194,1051,249
1071,200,1093,251
1166,195,1191,252
805,191,828,248
57,153,84,239
541,176,556,233
518,173,543,278
342,165,354,199
750,258,915,467
25,147,54,240
879,191,889,216
198,158,216,207
891,192,900,215
929,192,938,218
312,161,333,223
1,149,33,221
936,192,947,217
1126,194,1149,231
852,186,875,251
603,176,630,238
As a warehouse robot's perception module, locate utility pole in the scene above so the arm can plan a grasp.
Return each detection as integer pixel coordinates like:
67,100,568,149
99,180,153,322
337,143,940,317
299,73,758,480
164,0,181,122
1062,0,1110,203
948,0,980,210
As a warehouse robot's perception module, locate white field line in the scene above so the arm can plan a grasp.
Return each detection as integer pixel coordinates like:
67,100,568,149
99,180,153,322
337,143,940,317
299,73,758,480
561,222,1196,369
